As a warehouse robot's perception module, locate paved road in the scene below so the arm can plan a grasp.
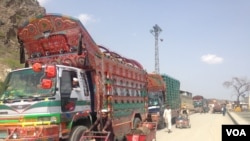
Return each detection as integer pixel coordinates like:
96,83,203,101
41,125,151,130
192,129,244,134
156,112,234,141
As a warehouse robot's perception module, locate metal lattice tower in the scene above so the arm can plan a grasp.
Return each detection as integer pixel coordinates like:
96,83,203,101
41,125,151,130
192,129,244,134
150,24,162,74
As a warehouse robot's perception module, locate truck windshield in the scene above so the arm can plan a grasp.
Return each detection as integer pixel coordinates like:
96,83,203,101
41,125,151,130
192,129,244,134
148,94,160,106
193,101,202,107
0,68,56,101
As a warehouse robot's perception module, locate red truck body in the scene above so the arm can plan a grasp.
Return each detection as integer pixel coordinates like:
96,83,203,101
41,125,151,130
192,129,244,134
0,13,148,141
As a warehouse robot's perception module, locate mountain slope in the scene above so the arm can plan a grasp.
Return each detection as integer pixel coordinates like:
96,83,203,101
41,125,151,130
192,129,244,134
0,0,45,81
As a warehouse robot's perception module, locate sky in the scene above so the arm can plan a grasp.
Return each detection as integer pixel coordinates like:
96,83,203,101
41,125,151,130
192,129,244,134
37,0,250,101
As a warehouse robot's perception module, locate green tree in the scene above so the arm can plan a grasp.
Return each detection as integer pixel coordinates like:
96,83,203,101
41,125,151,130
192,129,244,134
223,77,250,105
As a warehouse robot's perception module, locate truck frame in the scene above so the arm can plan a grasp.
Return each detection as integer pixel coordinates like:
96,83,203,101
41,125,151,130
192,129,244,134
0,14,148,141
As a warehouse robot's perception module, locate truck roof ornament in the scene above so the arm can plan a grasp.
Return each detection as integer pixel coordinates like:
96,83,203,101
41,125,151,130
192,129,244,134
45,65,57,78
41,78,53,89
32,63,42,72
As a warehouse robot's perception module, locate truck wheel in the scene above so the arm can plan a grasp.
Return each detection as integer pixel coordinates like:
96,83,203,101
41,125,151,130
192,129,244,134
158,123,165,129
69,125,88,141
114,135,127,141
158,117,165,129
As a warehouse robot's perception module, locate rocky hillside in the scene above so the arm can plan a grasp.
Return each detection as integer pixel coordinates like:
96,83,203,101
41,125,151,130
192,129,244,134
0,0,45,81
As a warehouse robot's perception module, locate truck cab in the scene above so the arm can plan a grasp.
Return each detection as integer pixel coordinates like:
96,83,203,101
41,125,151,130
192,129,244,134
148,92,164,115
148,92,166,129
0,64,92,140
147,73,166,129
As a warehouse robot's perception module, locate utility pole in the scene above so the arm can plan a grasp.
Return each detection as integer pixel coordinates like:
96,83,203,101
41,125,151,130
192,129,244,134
150,24,162,74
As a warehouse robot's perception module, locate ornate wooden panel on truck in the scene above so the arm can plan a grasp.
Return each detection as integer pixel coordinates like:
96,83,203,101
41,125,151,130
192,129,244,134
0,14,148,141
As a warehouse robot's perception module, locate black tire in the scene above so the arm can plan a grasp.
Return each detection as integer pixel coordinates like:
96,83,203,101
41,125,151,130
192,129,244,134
68,125,88,141
133,117,141,129
157,117,165,129
115,135,127,141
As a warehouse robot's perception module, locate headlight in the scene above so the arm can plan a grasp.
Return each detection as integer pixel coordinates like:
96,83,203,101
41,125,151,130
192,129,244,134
50,116,57,123
12,133,18,139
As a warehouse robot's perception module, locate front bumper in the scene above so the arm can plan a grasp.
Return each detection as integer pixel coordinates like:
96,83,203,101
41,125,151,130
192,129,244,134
0,125,59,140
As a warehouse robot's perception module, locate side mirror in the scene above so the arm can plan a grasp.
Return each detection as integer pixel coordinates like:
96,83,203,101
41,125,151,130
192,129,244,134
18,37,25,64
77,33,83,55
25,61,29,68
32,63,42,72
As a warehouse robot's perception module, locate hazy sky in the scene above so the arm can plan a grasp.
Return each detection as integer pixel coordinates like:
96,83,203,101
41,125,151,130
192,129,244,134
37,0,250,101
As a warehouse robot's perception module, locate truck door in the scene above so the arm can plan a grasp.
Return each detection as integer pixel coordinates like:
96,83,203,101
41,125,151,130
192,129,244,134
60,70,78,112
60,70,91,112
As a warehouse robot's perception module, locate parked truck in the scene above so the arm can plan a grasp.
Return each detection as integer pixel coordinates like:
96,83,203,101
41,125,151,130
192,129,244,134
147,74,181,128
147,73,166,129
179,90,194,112
0,14,148,141
193,95,209,113
161,74,181,124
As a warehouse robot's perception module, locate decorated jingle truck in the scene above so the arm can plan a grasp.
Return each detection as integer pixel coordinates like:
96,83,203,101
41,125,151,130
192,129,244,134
161,74,181,124
0,13,148,141
193,95,209,113
147,73,166,129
